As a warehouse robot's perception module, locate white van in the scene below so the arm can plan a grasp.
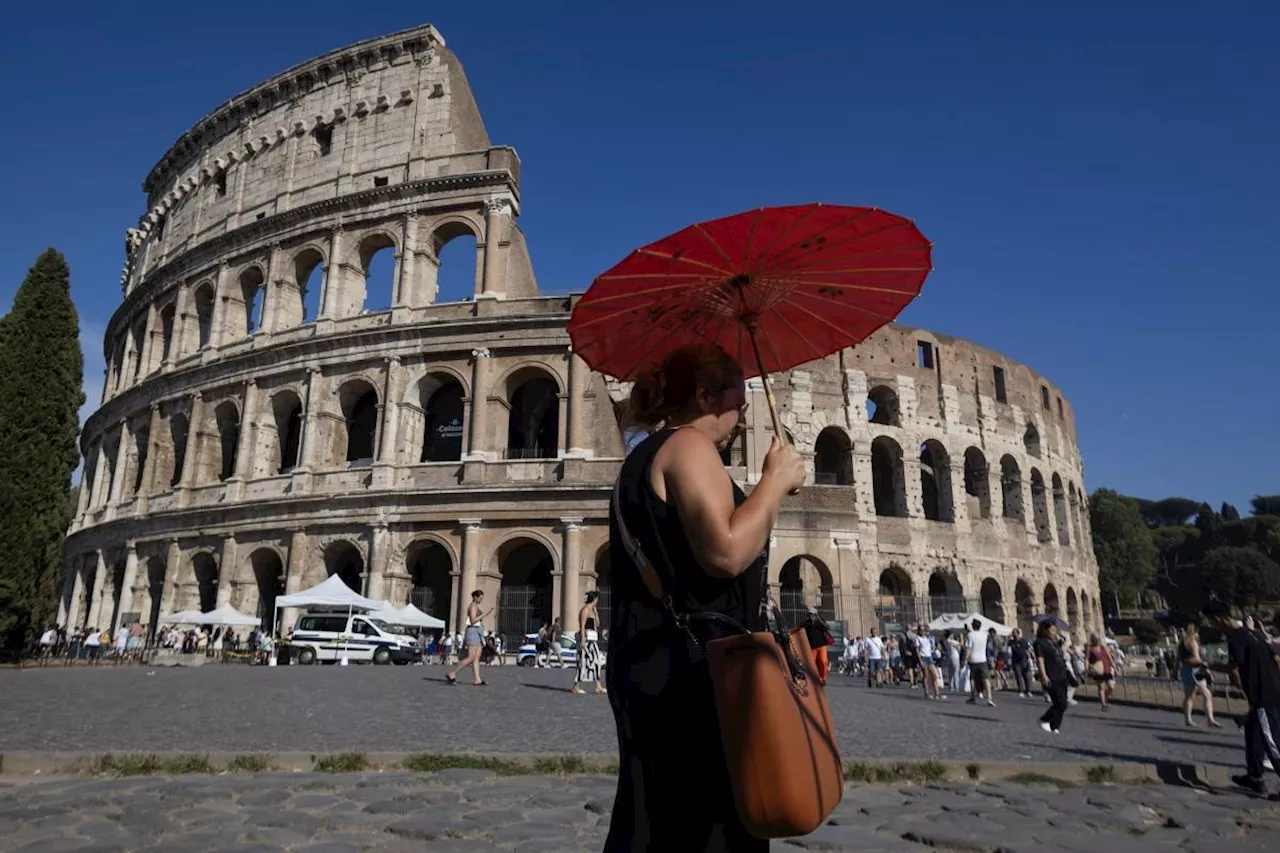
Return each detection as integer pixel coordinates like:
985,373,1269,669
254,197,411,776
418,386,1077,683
290,612,419,665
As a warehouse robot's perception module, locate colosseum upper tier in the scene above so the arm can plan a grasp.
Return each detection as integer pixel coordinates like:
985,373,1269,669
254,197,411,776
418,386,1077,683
60,24,1102,645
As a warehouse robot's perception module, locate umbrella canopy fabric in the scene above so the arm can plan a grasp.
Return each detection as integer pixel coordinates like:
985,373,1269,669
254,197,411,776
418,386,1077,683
927,612,1013,637
568,204,933,382
1033,613,1071,632
275,573,381,611
198,603,261,627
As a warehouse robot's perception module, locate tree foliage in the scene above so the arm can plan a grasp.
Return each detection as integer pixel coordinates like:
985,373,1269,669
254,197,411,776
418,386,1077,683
1131,617,1165,645
1089,488,1158,608
1221,502,1241,521
1251,496,1280,517
0,249,83,649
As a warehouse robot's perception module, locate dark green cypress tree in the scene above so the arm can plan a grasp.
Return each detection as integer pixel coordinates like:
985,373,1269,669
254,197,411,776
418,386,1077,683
0,249,83,650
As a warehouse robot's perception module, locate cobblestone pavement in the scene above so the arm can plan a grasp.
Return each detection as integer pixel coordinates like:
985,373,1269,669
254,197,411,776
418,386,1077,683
1,770,1278,852
0,665,1253,768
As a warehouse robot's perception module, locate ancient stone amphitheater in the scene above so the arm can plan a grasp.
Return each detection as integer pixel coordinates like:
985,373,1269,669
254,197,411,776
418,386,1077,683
60,24,1102,646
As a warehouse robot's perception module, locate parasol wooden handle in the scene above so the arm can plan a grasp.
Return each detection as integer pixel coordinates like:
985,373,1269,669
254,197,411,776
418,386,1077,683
745,323,801,496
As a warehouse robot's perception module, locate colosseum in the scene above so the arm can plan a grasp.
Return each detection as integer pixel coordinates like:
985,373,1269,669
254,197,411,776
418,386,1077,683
59,23,1102,649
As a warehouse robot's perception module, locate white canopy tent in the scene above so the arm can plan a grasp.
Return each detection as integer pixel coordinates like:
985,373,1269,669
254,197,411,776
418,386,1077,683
372,601,445,630
275,574,381,611
199,603,261,627
928,612,1013,637
158,609,205,625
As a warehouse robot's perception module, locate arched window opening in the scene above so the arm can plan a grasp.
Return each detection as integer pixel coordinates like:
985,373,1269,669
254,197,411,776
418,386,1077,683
1081,595,1093,635
980,578,1004,624
295,249,325,324
928,571,964,619
339,382,379,466
194,285,215,349
159,303,176,362
240,267,265,335
145,558,165,640
919,440,954,522
325,541,365,594
214,402,240,482
131,426,149,496
866,385,900,426
497,540,554,646
273,393,303,474
192,553,219,613
420,377,465,462
1030,469,1051,542
963,447,991,519
1015,579,1035,635
1000,455,1024,521
871,436,906,517
814,427,853,485
876,566,915,631
718,429,747,468
432,224,479,303
1023,423,1041,458
1068,483,1083,547
1052,473,1070,546
168,414,188,488
506,373,559,459
1043,583,1060,616
129,321,145,380
407,540,453,620
359,234,397,314
594,548,612,631
251,549,285,632
110,342,126,391
1066,588,1079,633
779,556,836,628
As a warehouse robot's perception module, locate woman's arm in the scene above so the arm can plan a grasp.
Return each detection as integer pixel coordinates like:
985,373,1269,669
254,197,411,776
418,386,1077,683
658,431,802,579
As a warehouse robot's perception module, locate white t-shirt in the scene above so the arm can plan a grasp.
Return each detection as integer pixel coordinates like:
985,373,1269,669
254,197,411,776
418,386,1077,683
865,636,884,661
915,634,934,659
965,630,987,664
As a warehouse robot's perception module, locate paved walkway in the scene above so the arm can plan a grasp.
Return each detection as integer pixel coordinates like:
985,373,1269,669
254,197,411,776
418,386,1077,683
2,769,1278,852
0,665,1253,769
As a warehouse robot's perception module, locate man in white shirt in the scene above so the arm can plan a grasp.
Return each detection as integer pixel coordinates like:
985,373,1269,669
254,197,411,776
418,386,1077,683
964,619,995,706
865,634,885,688
38,627,57,665
915,625,942,700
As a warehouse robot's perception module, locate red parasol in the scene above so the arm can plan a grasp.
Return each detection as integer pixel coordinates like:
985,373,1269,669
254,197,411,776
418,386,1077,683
568,203,933,438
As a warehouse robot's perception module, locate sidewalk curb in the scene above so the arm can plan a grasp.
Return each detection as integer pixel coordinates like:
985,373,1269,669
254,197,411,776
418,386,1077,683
0,751,1235,788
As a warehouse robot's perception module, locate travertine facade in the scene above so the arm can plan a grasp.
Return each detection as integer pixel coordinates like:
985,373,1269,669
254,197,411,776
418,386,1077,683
60,24,1102,646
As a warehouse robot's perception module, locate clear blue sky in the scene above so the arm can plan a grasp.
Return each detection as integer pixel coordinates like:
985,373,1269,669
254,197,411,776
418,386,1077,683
1,2,1275,511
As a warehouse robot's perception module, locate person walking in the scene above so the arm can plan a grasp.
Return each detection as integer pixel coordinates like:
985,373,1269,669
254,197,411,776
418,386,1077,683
1178,623,1222,728
963,618,994,707
1009,629,1034,698
865,632,885,687
1202,601,1280,799
802,607,834,685
915,624,941,699
604,344,805,852
1087,634,1115,711
571,591,606,695
548,617,566,668
445,590,488,686
944,630,962,693
1035,621,1072,733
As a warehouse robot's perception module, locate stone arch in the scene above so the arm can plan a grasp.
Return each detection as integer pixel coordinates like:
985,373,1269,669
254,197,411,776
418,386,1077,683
142,556,166,639
223,265,265,338
337,378,379,466
250,548,285,632
288,245,327,327
193,283,216,349
1068,481,1083,546
324,540,366,593
270,390,303,474
357,231,399,313
1066,587,1079,634
778,555,836,626
191,551,219,613
159,302,177,363
414,371,466,463
1081,594,1093,637
1051,473,1070,545
495,537,556,644
504,365,561,460
166,412,188,489
128,318,146,381
1000,455,1024,521
877,564,916,631
718,429,747,467
1015,579,1035,635
963,447,991,519
429,219,481,303
878,566,912,597
866,385,900,426
919,439,954,522
1043,582,1060,617
1030,469,1051,542
814,427,853,486
980,578,1005,624
871,436,907,517
1023,423,1041,458
927,570,964,617
211,400,241,482
130,420,150,497
406,537,454,620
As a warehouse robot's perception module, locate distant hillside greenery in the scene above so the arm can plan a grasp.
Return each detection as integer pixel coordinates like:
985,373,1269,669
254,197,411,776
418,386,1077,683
1089,491,1280,619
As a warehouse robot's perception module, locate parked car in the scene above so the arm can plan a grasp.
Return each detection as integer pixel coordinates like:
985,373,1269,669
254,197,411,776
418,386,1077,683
516,632,579,667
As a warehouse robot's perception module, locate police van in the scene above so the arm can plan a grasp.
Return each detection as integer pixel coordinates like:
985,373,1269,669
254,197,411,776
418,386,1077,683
290,612,420,665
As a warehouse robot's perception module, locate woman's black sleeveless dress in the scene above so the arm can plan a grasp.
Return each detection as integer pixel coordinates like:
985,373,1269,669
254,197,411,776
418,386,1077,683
604,429,769,852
